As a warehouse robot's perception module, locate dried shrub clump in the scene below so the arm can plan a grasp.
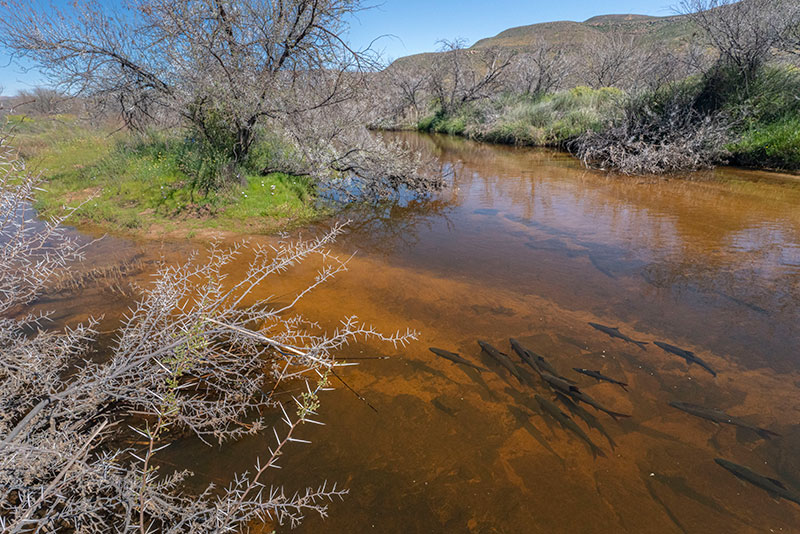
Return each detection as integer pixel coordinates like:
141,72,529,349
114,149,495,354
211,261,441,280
0,133,417,532
571,89,731,175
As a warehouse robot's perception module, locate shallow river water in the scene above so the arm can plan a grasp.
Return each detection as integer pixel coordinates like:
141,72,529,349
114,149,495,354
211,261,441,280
45,133,800,533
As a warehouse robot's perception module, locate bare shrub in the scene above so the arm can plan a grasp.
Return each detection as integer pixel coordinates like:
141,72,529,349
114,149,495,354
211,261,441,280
429,39,514,113
506,39,574,96
373,62,432,127
0,137,418,531
0,136,86,315
7,88,67,116
572,89,731,174
681,0,800,84
581,33,639,89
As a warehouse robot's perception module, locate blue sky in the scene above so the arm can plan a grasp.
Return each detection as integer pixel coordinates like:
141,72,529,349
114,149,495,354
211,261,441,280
1,0,675,94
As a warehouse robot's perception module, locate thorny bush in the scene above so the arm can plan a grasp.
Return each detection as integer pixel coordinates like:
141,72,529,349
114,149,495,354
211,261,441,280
0,134,417,532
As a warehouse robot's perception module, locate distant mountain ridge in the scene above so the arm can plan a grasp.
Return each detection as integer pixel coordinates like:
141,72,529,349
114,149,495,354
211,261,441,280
392,11,696,68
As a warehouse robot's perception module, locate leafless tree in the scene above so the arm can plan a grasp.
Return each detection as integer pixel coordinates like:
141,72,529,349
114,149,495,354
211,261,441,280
581,33,639,88
681,0,800,83
374,61,432,126
507,39,573,96
680,41,718,76
428,39,515,113
629,44,697,92
0,134,418,531
0,0,438,198
12,88,66,116
0,0,366,155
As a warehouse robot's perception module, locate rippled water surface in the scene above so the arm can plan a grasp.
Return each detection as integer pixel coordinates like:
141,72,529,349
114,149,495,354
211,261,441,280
47,133,800,533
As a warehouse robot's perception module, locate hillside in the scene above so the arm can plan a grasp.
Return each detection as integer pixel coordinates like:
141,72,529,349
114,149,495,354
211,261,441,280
392,12,696,68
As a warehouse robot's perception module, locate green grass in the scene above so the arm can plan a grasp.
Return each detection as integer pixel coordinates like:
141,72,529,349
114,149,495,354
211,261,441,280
722,66,800,171
8,116,322,237
418,87,623,147
728,117,800,171
414,70,800,173
418,108,471,136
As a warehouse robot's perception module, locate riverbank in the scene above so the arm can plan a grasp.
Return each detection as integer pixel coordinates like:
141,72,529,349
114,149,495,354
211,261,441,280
416,87,621,148
9,115,325,239
410,73,800,175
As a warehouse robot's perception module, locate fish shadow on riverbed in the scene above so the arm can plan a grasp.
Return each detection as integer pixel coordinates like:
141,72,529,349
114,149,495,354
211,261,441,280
423,352,503,401
507,405,565,463
407,358,465,386
733,425,771,445
555,392,617,450
642,472,691,534
470,303,516,317
431,395,460,418
477,353,521,386
643,469,748,530
460,367,503,403
653,472,731,516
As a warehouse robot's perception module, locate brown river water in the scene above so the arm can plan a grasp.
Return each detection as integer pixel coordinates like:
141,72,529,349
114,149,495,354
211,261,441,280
40,132,800,533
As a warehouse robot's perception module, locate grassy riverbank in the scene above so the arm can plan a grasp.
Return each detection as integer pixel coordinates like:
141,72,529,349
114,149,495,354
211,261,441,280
8,115,322,238
418,87,623,147
415,68,800,173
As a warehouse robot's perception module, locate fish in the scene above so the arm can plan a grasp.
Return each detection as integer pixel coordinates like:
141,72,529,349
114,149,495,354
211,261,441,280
508,338,575,383
569,389,632,420
509,338,538,371
428,347,488,372
535,394,606,458
588,322,648,350
531,353,563,378
573,368,629,391
669,402,779,440
541,373,631,420
541,373,580,395
654,341,717,377
555,391,617,450
478,340,524,383
715,459,800,506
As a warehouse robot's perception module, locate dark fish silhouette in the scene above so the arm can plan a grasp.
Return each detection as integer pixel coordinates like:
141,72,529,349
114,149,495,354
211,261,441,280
541,373,631,420
508,338,575,383
509,338,538,372
715,459,800,506
670,402,779,440
555,391,617,450
654,341,717,377
531,353,562,378
535,394,606,458
573,368,629,391
541,373,580,395
478,340,524,383
588,322,648,350
429,347,488,372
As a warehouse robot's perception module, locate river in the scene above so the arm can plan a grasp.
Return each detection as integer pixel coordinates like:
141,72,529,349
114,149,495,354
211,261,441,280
42,132,800,533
